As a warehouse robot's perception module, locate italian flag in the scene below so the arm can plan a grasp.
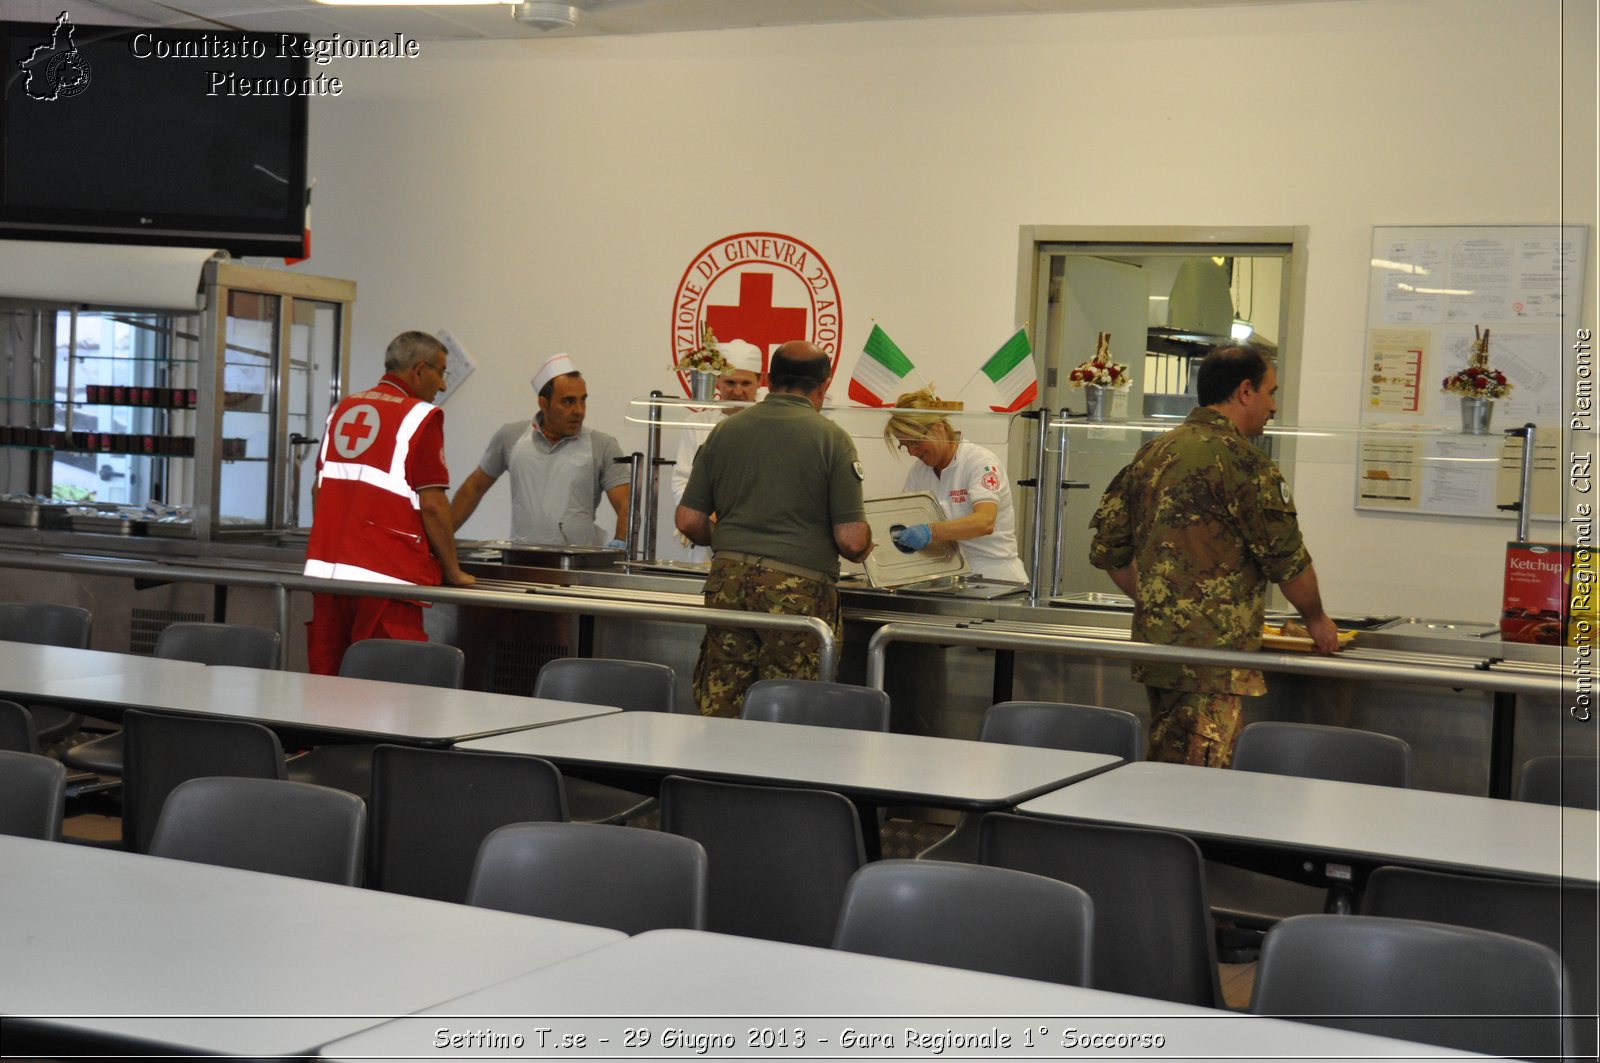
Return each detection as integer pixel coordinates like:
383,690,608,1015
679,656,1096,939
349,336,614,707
982,328,1037,412
849,325,916,407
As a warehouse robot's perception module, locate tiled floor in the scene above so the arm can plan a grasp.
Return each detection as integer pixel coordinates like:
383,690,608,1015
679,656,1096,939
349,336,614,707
63,812,120,844
1219,960,1256,1009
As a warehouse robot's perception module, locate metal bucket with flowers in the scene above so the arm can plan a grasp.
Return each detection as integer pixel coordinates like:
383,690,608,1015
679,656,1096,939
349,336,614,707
1068,331,1130,422
1442,326,1511,434
675,324,730,401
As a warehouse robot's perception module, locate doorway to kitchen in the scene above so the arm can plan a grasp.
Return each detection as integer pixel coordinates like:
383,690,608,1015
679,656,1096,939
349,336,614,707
1011,225,1310,598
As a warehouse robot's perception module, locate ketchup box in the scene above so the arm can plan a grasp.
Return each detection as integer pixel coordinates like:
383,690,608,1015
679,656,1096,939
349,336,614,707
1501,542,1571,645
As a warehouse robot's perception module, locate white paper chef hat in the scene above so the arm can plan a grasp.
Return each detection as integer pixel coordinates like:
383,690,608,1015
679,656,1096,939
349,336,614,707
719,339,763,374
531,352,578,395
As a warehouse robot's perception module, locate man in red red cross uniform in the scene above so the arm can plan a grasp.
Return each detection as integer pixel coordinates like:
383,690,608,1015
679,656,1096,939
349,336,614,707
303,331,475,674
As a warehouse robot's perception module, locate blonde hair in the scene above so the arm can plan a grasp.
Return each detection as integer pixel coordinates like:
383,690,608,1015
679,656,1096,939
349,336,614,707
883,387,956,451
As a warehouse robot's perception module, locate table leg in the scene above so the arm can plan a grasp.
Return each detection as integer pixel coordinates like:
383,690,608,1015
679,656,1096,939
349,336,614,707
1490,691,1516,799
856,800,882,861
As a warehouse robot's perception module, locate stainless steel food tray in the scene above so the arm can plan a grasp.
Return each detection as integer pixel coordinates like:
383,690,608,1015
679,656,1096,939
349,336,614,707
860,493,968,588
144,520,197,539
500,544,625,569
66,514,141,536
0,499,70,529
0,500,42,528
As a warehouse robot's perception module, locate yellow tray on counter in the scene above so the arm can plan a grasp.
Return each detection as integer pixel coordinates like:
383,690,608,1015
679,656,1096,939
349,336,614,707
1260,625,1358,652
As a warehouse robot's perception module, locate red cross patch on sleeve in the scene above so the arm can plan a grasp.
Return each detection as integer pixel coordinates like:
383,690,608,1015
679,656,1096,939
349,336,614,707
980,466,1001,492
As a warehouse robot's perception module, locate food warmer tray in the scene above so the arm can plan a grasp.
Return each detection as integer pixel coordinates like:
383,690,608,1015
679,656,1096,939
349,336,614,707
0,498,71,529
144,520,197,539
860,493,968,589
65,513,142,536
465,540,626,570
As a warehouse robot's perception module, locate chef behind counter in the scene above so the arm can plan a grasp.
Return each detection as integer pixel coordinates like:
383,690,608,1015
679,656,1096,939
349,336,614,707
450,353,631,547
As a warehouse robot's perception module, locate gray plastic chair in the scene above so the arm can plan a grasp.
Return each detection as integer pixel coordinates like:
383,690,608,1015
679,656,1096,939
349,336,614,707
0,749,66,840
1232,721,1412,787
660,774,866,948
149,776,366,886
1252,913,1571,1059
1362,865,1598,1061
0,602,91,744
535,658,677,824
1515,755,1600,810
122,709,287,853
1214,720,1414,924
833,860,1094,986
341,638,465,687
0,699,39,754
64,622,282,777
367,744,568,903
534,657,676,712
740,679,891,854
287,638,466,799
156,622,282,668
921,701,1142,863
468,822,707,933
0,602,92,648
979,811,1222,1006
981,701,1144,757
740,679,890,731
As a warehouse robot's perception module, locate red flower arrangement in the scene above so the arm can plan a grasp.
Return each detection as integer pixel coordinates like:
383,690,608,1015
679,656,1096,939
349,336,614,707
675,323,730,375
1442,326,1511,400
1069,331,1130,389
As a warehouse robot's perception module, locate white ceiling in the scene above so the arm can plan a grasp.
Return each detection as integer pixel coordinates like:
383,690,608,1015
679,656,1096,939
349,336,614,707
30,0,1337,41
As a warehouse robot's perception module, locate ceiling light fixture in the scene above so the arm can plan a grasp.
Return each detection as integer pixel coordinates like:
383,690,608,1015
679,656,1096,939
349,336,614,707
308,0,515,5
512,2,580,29
314,1,517,5
1229,256,1255,342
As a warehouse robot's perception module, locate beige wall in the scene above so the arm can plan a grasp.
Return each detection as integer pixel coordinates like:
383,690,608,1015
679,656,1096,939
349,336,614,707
301,0,1595,619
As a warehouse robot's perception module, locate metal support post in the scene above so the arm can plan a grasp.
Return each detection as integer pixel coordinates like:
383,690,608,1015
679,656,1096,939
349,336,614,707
1023,410,1050,604
641,390,665,560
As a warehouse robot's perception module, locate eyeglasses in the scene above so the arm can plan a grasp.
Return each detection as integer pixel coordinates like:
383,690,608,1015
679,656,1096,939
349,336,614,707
423,361,449,381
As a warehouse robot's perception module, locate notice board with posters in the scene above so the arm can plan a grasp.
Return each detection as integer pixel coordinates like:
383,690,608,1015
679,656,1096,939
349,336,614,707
1355,224,1586,521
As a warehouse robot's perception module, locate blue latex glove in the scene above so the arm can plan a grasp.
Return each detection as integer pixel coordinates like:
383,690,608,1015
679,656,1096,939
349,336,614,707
892,523,932,553
606,538,626,549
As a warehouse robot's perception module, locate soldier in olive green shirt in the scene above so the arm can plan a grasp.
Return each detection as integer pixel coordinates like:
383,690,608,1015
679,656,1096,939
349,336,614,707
1090,346,1337,767
677,341,873,717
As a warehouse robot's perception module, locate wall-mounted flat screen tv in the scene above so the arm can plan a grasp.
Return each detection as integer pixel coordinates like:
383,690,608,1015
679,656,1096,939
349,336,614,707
1,17,309,258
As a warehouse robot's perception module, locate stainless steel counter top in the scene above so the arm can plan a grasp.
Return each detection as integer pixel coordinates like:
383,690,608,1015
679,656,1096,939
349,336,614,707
0,529,1565,672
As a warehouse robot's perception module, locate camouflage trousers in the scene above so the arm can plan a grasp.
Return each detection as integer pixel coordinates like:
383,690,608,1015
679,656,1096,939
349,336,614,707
1145,686,1243,768
693,556,841,718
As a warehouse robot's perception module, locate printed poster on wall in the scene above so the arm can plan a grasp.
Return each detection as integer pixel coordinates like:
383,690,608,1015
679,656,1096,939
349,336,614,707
1356,225,1586,520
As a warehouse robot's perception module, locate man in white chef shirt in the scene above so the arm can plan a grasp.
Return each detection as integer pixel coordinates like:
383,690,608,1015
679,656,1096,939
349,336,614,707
670,339,764,561
451,352,631,546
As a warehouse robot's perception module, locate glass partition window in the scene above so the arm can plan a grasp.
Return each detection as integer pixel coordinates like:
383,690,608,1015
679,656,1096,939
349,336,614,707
629,396,1032,519
46,310,197,507
217,291,279,528
285,299,342,529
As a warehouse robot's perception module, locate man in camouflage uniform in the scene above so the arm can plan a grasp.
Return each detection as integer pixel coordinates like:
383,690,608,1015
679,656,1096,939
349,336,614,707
1089,346,1338,767
676,341,873,716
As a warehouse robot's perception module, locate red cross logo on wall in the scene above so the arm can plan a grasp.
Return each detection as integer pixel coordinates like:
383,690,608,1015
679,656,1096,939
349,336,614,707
670,232,843,393
331,403,381,459
706,274,808,360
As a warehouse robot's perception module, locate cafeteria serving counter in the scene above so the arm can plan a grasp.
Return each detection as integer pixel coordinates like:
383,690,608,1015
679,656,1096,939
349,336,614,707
448,552,1576,797
0,532,1578,798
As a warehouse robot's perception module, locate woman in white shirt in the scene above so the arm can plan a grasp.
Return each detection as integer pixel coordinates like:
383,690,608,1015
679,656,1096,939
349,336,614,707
883,388,1027,582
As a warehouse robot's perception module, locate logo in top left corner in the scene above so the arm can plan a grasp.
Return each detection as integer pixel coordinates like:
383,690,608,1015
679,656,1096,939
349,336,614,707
17,11,92,101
